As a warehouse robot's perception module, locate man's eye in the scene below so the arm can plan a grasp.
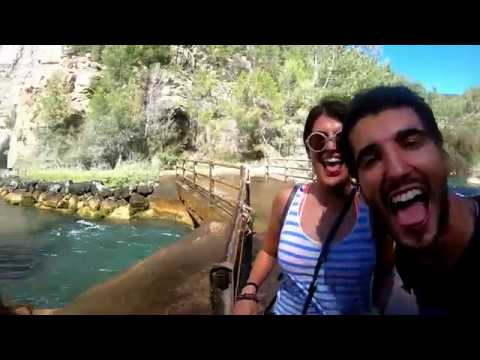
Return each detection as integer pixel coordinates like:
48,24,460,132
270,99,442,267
359,154,378,168
403,135,423,149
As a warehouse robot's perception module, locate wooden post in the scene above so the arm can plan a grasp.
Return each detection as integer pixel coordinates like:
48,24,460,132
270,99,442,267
240,164,245,193
265,157,269,181
209,161,214,205
284,165,288,182
193,160,197,189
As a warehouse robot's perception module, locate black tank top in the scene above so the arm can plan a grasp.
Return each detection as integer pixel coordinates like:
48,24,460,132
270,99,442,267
395,196,480,315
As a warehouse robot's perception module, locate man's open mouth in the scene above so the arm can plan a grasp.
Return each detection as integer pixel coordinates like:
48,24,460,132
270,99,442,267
387,186,430,228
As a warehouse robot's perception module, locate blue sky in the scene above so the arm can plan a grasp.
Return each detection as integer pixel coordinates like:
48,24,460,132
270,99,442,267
381,45,480,95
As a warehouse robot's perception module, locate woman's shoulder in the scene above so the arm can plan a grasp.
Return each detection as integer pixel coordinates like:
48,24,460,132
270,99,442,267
271,183,305,214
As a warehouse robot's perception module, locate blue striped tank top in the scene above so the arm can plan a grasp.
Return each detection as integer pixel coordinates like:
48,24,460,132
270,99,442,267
274,184,376,315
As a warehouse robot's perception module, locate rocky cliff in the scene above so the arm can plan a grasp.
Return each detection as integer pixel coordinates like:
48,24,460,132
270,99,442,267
0,45,100,169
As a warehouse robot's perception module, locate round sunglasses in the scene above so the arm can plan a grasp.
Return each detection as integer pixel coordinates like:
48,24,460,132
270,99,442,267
305,129,342,153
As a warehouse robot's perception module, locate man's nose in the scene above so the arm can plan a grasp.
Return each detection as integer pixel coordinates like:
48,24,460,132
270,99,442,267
384,147,410,180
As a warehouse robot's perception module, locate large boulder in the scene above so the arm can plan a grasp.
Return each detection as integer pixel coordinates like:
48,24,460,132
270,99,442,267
31,190,41,201
149,199,194,228
20,193,35,207
115,199,129,207
37,192,48,204
40,193,64,208
77,207,106,220
129,193,149,214
68,195,79,211
62,180,73,193
36,182,50,192
137,185,154,196
47,183,62,193
113,186,130,200
87,196,102,211
0,188,9,198
69,182,92,196
100,198,117,214
98,188,113,198
91,181,104,195
57,195,70,209
25,181,38,193
107,205,131,220
3,191,35,207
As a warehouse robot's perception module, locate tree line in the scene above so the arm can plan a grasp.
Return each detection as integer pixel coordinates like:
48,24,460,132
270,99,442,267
35,45,480,176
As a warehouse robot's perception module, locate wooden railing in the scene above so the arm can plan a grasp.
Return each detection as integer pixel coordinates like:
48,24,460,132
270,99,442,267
175,159,246,217
175,156,313,314
175,159,253,314
264,157,314,182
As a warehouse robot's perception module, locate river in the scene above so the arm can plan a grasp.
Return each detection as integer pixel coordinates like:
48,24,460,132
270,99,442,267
0,201,191,309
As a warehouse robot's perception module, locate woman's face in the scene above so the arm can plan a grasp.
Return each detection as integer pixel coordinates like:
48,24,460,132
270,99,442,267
308,115,349,189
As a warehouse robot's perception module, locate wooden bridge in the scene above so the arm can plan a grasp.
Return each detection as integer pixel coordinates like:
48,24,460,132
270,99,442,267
175,158,313,314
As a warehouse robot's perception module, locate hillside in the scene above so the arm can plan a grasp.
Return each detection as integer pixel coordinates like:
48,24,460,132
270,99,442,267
0,45,479,178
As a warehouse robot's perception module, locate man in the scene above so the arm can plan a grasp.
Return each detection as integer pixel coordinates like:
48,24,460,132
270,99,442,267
341,85,480,315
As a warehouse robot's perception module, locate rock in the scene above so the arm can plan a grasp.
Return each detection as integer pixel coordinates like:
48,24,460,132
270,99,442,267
77,207,106,220
47,183,62,193
0,188,9,198
25,181,38,193
4,191,23,205
91,181,103,195
68,195,79,211
129,193,149,213
100,198,117,214
8,179,20,190
113,187,130,200
30,190,40,201
77,200,85,209
37,192,48,203
107,205,131,220
115,199,129,207
57,195,70,209
87,197,102,211
134,208,158,220
63,180,73,193
149,199,194,228
4,191,35,207
98,188,113,198
20,193,35,207
137,185,154,196
40,193,64,208
69,182,92,196
36,182,50,192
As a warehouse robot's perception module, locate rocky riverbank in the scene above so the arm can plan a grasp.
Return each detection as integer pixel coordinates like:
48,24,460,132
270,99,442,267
0,176,194,228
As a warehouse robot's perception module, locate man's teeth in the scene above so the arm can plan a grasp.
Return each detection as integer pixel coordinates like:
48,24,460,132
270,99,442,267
391,188,423,204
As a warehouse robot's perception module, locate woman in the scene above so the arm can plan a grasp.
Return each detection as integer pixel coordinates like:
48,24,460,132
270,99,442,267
233,98,392,315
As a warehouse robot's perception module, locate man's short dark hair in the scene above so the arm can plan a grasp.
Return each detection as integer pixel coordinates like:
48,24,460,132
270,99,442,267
303,97,348,155
341,85,444,178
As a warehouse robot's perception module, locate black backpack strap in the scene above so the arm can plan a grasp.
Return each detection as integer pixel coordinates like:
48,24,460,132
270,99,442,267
280,184,301,230
301,187,357,314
